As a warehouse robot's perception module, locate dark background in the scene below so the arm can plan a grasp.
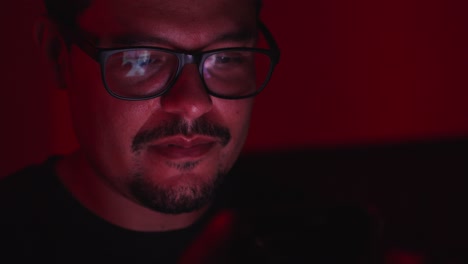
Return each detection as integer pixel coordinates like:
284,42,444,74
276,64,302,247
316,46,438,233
1,0,468,261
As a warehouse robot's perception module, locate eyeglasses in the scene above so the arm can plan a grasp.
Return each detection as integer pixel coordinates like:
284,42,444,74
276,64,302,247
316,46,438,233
66,22,280,101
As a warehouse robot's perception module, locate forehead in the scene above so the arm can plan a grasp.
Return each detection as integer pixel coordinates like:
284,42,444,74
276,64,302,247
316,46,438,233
77,0,258,49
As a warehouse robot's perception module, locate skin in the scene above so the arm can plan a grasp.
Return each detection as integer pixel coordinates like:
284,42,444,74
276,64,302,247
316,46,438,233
40,0,259,231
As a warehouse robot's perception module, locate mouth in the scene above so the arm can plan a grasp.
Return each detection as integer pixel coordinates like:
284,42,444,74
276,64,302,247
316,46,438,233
147,136,219,160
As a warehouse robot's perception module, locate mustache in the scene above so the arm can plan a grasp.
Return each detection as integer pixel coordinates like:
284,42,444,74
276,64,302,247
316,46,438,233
132,118,231,152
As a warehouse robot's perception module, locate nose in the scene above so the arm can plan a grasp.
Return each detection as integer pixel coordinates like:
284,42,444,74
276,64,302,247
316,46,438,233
160,64,213,121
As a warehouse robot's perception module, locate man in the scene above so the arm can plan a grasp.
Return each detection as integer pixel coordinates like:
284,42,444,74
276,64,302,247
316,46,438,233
0,0,280,263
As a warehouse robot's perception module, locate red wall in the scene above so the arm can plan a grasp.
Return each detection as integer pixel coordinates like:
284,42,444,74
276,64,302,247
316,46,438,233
2,0,468,176
248,0,468,151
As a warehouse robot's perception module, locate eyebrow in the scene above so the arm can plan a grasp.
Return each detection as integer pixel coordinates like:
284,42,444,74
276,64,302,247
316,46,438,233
103,28,258,49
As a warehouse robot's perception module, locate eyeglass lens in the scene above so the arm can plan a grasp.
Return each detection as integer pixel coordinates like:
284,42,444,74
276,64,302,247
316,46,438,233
103,49,272,99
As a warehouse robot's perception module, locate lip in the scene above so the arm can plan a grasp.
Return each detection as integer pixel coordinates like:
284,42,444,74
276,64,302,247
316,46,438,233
147,136,219,159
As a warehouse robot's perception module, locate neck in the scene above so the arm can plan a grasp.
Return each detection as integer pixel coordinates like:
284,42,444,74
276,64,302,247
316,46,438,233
55,151,209,232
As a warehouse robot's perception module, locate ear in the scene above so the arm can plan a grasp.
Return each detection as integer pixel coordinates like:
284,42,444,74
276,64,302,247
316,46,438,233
34,16,70,89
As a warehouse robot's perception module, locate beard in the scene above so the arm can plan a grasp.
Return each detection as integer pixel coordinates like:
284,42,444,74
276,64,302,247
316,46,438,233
127,117,232,214
128,165,227,214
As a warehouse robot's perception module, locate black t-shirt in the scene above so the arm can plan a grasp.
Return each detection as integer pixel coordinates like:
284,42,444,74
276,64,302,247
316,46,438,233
0,157,378,263
0,157,215,264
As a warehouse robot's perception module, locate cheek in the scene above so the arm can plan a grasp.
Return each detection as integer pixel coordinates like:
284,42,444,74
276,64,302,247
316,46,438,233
66,49,153,158
235,100,254,133
215,99,254,170
216,98,254,145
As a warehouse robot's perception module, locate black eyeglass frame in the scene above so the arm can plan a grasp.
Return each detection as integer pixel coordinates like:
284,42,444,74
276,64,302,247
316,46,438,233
64,21,281,101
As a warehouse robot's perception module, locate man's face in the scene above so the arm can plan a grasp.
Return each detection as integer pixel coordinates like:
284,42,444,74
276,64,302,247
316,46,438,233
65,0,258,214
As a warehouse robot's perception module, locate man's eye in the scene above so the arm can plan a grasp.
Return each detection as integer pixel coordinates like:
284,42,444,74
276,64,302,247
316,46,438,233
119,53,165,77
137,57,158,66
121,50,162,66
216,56,233,63
123,56,160,67
215,55,242,64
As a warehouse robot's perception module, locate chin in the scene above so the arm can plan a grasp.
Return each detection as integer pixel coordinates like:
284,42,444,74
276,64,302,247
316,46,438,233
127,168,226,214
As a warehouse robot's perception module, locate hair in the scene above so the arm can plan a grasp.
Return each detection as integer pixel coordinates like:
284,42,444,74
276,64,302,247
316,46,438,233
44,0,263,28
43,0,91,29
